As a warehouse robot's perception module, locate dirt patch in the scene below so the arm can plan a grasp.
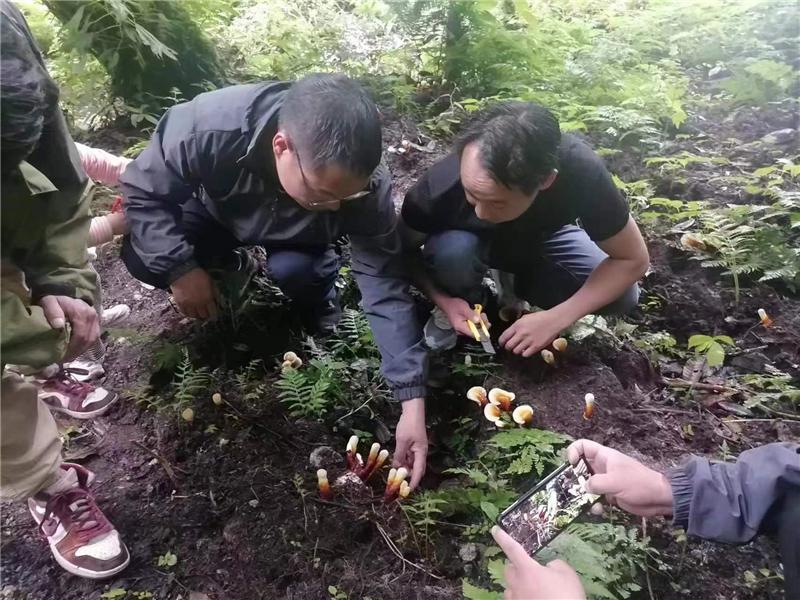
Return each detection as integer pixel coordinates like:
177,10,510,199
3,95,798,600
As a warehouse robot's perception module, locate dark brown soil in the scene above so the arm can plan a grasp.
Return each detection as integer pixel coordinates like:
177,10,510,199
2,97,798,600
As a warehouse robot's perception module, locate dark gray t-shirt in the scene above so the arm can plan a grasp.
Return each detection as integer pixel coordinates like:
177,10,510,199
402,134,630,270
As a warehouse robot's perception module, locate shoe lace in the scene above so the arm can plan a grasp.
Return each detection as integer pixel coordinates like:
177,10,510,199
50,370,93,400
40,488,112,544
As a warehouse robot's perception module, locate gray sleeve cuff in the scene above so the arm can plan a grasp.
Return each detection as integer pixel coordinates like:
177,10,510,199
668,463,695,529
165,258,200,286
393,384,427,402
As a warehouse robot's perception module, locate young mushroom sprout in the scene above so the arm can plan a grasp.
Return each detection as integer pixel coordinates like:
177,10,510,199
212,392,223,406
383,467,409,502
344,436,389,482
317,469,333,500
541,349,555,365
281,351,303,371
552,337,568,352
757,308,773,327
583,393,595,420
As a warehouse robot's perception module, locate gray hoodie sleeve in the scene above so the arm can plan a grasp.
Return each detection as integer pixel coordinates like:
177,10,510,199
668,442,800,543
349,166,428,402
119,102,203,285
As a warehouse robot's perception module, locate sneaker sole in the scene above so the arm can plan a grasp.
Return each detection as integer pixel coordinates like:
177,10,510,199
50,544,130,579
44,394,119,420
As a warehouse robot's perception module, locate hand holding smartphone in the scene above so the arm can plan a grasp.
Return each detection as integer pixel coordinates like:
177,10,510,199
497,457,599,556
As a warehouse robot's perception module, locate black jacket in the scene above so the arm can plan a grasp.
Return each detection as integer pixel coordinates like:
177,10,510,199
120,82,427,400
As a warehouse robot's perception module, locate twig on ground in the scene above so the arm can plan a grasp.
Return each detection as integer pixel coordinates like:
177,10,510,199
663,378,739,394
133,439,182,489
374,521,444,580
642,518,656,600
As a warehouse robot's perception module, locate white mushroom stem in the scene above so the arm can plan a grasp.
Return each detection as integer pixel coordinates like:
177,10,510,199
346,435,359,471
363,449,389,481
399,480,411,499
384,467,408,502
317,469,333,500
583,393,595,420
541,349,555,365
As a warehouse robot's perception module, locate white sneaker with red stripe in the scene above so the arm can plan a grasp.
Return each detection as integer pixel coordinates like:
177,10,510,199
28,464,129,579
37,371,118,419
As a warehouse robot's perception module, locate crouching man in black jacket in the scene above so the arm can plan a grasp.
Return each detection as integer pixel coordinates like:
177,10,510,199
120,74,429,480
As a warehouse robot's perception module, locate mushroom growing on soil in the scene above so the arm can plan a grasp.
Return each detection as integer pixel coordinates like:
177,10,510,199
467,386,489,406
757,308,773,327
484,403,502,423
552,338,568,352
317,469,333,500
541,349,555,365
383,467,409,502
583,393,595,420
512,404,534,426
344,436,389,481
283,351,302,368
488,388,515,411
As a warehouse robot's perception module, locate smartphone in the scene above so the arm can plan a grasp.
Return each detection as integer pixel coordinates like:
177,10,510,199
497,458,599,556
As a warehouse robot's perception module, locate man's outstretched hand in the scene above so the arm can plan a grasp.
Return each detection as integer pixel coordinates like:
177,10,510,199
567,439,674,517
38,295,100,361
170,267,219,320
498,309,566,357
393,397,428,491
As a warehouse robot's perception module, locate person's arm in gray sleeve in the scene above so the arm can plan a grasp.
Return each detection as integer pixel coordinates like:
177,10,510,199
119,102,202,285
349,167,428,402
668,442,800,543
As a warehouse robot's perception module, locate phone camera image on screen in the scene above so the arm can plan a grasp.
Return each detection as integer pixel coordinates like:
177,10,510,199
498,458,599,555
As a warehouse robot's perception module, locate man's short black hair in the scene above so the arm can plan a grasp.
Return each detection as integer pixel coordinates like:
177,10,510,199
454,101,561,195
279,73,382,178
1,10,58,173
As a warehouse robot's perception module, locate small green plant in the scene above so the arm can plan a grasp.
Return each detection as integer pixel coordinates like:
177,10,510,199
100,590,127,600
541,522,666,600
156,550,178,568
173,348,213,408
739,371,800,418
687,334,735,367
486,429,571,477
276,359,343,419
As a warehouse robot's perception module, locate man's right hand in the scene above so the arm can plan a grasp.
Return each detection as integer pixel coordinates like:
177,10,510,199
38,295,100,361
567,439,674,517
436,295,490,338
170,267,219,320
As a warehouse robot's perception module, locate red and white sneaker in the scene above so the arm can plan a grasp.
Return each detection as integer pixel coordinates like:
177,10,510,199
28,465,129,579
38,371,118,419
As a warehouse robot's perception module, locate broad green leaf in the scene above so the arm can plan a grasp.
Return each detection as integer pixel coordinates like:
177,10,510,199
462,579,502,600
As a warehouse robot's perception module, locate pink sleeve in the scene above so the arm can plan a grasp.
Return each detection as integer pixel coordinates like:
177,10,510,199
75,143,132,186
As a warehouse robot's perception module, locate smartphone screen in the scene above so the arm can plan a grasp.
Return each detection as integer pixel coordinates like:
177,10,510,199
497,458,599,555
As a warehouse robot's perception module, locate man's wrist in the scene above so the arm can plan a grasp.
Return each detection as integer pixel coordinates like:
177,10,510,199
543,303,579,331
654,472,675,516
401,397,425,415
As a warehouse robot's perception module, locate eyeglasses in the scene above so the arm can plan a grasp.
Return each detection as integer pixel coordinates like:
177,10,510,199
295,150,371,206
